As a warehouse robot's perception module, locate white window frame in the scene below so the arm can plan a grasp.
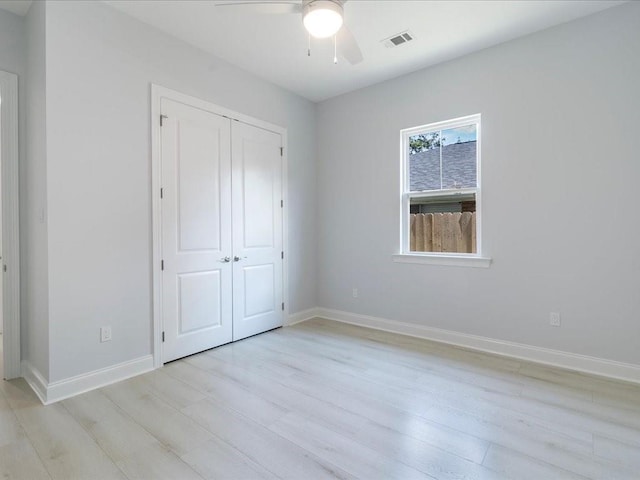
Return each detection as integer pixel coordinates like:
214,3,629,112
394,113,491,268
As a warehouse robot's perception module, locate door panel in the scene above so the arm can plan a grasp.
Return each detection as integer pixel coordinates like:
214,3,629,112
241,140,276,248
161,98,233,362
178,271,222,333
232,122,283,341
177,123,222,252
243,264,276,318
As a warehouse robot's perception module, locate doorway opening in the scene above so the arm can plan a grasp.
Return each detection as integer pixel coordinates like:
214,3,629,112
0,88,3,380
151,85,289,368
0,79,5,379
0,70,20,380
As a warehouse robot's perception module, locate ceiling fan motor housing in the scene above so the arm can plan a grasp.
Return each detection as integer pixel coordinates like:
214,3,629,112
303,0,345,38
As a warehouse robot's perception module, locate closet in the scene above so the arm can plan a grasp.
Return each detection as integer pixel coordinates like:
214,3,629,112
159,97,283,363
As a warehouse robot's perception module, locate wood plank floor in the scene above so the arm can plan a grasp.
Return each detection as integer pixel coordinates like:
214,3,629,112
2,318,640,479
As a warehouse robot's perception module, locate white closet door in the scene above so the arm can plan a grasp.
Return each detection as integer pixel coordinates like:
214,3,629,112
231,122,283,341
161,99,233,363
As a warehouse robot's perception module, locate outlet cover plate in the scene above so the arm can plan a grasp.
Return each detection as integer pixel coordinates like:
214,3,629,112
100,326,112,342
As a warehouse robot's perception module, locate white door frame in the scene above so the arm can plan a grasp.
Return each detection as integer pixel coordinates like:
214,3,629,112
150,84,288,369
0,71,21,379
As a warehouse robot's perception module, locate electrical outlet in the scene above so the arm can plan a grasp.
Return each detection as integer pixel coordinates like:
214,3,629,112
100,326,112,342
352,288,359,298
549,312,561,327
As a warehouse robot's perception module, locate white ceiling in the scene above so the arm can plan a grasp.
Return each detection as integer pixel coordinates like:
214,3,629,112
0,1,625,102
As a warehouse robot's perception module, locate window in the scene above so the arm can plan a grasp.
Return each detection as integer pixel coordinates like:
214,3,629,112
399,114,486,264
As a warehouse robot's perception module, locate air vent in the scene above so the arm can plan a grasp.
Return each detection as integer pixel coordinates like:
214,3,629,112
382,30,414,48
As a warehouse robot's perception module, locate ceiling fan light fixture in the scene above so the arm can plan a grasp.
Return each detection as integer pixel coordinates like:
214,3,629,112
303,0,344,39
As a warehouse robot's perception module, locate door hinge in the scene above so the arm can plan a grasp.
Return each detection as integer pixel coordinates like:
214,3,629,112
162,331,165,342
160,114,168,126
280,199,283,208
161,260,164,271
160,187,163,199
282,302,285,311
281,251,284,259
280,147,283,156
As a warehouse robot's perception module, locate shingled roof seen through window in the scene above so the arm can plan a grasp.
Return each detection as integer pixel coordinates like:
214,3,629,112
409,141,476,192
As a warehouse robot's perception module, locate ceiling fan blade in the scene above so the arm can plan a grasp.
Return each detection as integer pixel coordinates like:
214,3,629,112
337,26,363,65
215,1,302,14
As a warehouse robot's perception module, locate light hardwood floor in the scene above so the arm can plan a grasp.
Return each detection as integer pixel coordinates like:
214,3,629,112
1,318,640,479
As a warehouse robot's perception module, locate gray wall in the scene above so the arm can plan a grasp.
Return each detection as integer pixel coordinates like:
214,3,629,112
13,0,640,384
42,1,317,382
316,2,640,365
0,8,24,75
23,2,50,378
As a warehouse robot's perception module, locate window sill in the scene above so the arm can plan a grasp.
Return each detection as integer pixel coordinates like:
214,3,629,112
392,253,492,268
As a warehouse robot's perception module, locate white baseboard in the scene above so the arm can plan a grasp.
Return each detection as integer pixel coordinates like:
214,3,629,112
315,308,640,385
287,307,320,326
21,361,49,404
23,355,154,405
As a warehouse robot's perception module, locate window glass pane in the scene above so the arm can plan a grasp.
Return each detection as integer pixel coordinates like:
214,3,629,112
409,193,476,253
441,124,477,189
409,132,441,191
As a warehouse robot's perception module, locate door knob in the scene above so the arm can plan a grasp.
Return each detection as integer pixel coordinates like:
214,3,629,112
220,256,231,263
233,256,241,262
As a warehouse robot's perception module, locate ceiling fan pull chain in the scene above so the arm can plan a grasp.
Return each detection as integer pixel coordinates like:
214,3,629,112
308,32,311,57
334,34,338,64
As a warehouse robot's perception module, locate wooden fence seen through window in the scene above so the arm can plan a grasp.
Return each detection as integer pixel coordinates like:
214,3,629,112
410,212,476,253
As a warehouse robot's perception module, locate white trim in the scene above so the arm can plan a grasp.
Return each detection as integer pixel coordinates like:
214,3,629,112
315,308,640,385
408,188,476,200
0,71,21,379
150,85,163,369
392,253,491,268
152,85,287,134
281,129,290,331
402,113,483,137
286,307,320,326
24,356,154,405
150,84,289,368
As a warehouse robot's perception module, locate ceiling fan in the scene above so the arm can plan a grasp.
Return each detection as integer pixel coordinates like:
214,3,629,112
215,0,363,65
